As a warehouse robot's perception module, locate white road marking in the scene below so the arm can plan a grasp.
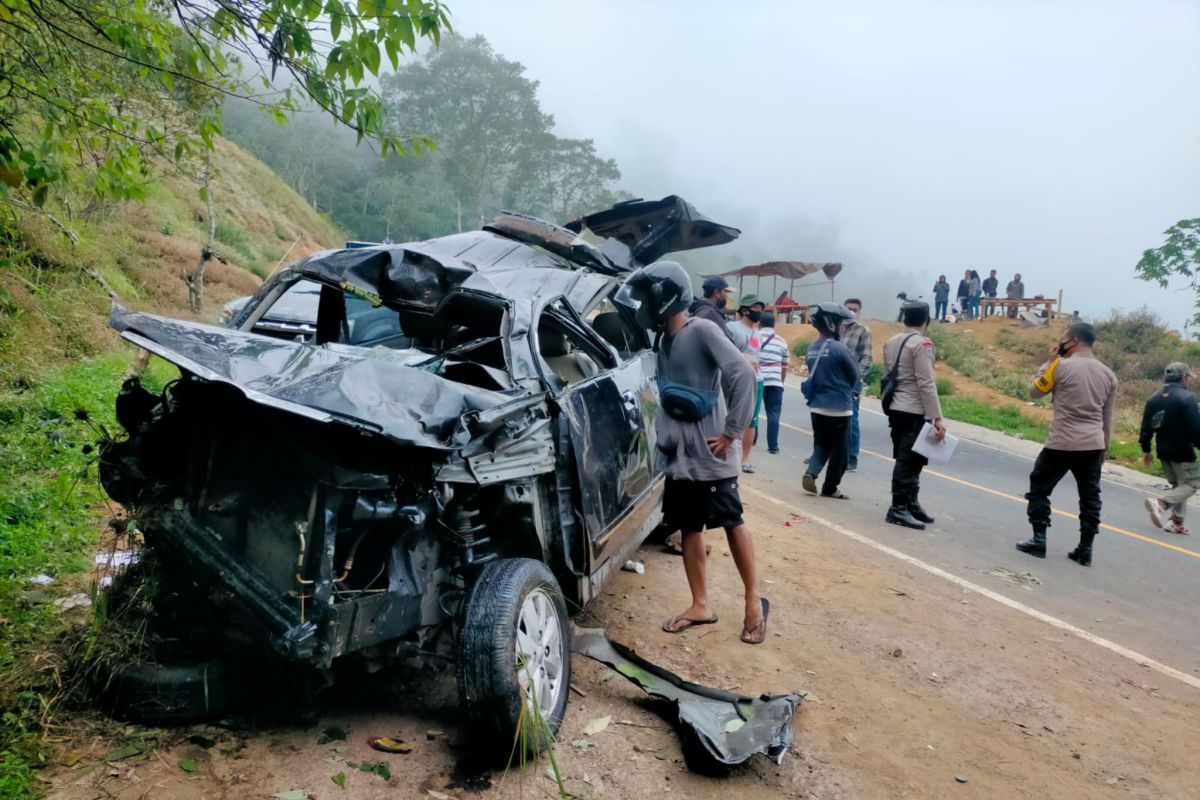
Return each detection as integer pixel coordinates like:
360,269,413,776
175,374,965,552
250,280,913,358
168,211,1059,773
744,484,1200,693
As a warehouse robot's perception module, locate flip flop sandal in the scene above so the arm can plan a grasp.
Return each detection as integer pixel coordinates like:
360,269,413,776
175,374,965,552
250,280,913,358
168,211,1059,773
741,597,770,645
662,614,719,634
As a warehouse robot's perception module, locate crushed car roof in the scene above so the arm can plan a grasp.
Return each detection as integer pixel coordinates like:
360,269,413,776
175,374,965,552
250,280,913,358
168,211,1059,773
282,196,739,311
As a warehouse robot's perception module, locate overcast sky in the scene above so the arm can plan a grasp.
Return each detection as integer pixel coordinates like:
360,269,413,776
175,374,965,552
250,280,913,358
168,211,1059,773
438,0,1199,326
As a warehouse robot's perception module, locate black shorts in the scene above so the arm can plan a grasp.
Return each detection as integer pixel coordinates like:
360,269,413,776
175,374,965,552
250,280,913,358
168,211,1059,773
663,477,745,532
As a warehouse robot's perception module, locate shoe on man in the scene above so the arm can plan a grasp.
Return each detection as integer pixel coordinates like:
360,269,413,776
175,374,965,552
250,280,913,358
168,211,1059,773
1167,518,1190,535
1015,530,1047,558
1144,498,1167,529
907,500,935,525
802,473,818,494
846,463,857,472
741,463,755,474
1066,545,1092,566
885,505,926,530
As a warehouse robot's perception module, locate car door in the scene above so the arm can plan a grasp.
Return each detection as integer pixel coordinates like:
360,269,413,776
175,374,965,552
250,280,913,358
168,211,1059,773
544,303,662,566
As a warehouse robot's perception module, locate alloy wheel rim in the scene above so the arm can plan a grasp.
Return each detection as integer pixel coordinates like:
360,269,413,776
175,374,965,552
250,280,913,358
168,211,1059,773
515,587,564,722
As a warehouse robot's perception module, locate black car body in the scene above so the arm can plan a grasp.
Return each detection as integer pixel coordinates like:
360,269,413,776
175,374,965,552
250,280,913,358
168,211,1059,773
100,197,739,741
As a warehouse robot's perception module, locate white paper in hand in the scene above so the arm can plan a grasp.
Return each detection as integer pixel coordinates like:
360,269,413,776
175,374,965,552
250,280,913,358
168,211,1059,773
911,422,958,464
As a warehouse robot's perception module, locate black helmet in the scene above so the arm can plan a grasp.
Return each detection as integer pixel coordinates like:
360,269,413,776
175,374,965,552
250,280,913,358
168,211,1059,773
809,302,855,339
623,261,693,330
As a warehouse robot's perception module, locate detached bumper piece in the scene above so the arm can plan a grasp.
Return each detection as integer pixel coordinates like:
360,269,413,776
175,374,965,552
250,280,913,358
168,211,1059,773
572,627,802,769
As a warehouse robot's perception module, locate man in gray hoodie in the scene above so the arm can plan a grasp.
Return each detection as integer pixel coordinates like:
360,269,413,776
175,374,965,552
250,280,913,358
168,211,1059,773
624,262,767,645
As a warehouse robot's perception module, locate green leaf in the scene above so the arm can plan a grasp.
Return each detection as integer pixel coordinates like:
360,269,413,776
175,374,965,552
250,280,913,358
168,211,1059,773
105,742,144,762
331,771,346,788
178,758,199,773
31,184,48,207
319,725,347,743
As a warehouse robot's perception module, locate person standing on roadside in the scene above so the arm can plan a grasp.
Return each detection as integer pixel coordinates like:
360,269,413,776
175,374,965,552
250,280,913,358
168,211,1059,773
800,304,860,498
883,301,947,530
983,269,999,317
1006,273,1025,319
1015,322,1117,567
840,298,872,472
966,269,982,320
932,276,950,322
757,311,790,456
689,276,737,342
623,261,768,645
727,295,765,474
956,271,970,319
1140,362,1200,535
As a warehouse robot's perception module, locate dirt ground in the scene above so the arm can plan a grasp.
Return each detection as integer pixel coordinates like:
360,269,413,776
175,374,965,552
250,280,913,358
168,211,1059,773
43,490,1199,800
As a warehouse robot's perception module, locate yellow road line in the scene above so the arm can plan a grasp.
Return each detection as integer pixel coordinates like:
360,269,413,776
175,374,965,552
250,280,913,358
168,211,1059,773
771,417,1200,559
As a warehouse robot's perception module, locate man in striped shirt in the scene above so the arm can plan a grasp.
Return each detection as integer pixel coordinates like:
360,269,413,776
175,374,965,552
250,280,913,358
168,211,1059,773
757,311,791,454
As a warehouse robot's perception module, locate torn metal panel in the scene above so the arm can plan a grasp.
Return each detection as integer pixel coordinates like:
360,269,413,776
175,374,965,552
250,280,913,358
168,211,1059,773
111,304,509,451
566,195,742,268
572,627,802,768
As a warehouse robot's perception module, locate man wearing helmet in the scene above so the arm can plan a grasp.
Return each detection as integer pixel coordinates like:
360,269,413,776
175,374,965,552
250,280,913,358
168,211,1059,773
623,262,768,645
800,303,862,499
883,301,947,530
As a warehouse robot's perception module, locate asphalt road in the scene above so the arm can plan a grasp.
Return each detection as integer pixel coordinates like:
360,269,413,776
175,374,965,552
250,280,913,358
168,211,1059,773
745,389,1200,679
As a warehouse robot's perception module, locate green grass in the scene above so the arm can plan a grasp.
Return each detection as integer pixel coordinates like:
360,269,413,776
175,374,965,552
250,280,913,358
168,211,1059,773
0,352,176,798
792,339,811,359
940,396,1048,443
935,377,956,396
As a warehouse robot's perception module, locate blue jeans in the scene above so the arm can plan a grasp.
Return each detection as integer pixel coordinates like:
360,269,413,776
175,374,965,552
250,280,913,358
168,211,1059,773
969,296,982,318
848,397,861,467
763,385,784,452
935,300,948,321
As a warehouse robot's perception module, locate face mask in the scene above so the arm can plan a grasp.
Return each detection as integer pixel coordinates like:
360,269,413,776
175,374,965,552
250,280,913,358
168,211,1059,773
1057,340,1072,357
715,296,727,310
748,310,762,323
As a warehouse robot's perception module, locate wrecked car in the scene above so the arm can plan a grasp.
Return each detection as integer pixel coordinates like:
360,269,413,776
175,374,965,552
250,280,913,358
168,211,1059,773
99,196,739,747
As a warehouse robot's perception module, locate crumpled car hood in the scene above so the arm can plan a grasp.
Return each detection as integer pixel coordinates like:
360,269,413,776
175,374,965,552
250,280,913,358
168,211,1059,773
110,304,514,451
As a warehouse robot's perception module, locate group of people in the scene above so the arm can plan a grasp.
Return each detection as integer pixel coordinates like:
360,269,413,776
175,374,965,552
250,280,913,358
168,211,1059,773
931,270,1025,321
621,262,1197,649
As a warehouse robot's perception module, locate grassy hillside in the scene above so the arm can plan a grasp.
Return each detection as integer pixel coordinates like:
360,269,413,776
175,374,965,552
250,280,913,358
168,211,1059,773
0,138,341,391
778,314,1196,474
0,140,341,798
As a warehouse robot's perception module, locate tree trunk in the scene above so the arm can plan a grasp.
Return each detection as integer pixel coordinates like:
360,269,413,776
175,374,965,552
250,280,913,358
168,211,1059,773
185,153,214,313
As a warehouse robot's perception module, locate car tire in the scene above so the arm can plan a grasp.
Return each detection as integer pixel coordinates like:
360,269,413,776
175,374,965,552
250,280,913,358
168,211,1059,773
456,558,572,758
96,659,243,725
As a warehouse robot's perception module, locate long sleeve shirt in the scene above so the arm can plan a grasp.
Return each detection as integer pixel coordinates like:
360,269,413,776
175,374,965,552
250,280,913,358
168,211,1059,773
1031,351,1118,451
655,317,756,480
841,322,873,377
1138,382,1200,462
883,329,943,420
802,337,862,413
1006,280,1025,299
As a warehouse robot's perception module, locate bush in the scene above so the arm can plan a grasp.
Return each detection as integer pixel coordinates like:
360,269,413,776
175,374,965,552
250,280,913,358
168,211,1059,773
936,377,956,396
1093,308,1187,382
792,339,811,358
864,363,883,397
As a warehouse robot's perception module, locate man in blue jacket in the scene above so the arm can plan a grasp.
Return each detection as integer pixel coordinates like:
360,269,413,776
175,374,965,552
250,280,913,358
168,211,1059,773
1141,362,1200,535
801,303,861,499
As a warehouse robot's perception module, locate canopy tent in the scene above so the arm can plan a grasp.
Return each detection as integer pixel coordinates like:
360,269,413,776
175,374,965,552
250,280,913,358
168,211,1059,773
711,262,844,320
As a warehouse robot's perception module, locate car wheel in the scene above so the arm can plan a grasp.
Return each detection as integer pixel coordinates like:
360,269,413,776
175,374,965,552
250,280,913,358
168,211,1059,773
456,558,571,757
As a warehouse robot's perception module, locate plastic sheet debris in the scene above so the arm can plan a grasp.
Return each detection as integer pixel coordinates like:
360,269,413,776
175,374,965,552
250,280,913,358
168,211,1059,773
572,626,802,769
29,574,54,586
621,560,645,574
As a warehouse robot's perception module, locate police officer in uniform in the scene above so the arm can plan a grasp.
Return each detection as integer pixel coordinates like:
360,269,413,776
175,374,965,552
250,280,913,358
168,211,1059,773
883,301,947,529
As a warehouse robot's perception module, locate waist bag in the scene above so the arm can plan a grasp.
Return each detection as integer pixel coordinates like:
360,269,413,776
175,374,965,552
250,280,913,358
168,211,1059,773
658,378,718,422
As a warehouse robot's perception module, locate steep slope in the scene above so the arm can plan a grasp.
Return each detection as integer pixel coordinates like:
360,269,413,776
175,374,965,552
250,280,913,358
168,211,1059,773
0,138,342,390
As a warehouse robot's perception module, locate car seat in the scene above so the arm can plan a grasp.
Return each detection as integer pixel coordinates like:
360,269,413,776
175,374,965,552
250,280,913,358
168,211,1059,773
540,329,600,385
591,312,638,356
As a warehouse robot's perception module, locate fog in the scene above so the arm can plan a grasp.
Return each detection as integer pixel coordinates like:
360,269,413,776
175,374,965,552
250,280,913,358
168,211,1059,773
436,0,1199,327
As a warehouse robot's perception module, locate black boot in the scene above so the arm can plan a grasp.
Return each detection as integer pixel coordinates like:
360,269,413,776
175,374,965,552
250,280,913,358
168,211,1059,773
908,495,935,525
1015,529,1047,558
886,504,926,530
1067,532,1094,567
